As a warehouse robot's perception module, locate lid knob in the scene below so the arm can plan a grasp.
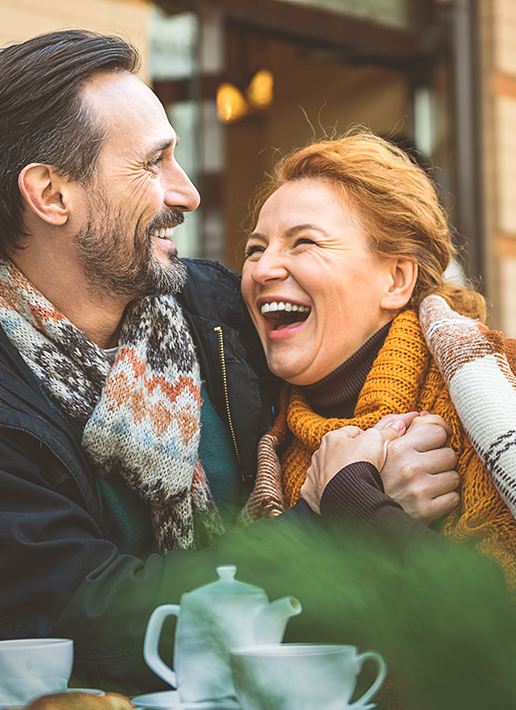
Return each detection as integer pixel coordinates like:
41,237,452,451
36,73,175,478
216,565,237,580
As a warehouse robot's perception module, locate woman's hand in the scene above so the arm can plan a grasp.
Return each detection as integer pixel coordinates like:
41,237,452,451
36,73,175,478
379,412,460,525
301,419,407,515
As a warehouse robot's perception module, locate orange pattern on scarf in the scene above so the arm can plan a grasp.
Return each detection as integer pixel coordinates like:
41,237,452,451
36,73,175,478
277,310,516,592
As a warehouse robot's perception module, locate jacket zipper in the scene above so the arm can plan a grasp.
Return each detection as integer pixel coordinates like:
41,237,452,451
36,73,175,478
213,326,242,476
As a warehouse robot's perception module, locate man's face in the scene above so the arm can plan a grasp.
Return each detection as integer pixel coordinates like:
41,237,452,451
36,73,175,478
75,71,200,299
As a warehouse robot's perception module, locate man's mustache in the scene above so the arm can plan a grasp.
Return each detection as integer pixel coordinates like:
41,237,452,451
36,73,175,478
146,209,185,236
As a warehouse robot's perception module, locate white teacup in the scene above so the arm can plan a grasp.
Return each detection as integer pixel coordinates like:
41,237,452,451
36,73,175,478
0,638,73,707
230,643,386,710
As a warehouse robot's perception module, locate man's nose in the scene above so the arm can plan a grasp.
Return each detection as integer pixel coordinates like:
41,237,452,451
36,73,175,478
164,161,201,212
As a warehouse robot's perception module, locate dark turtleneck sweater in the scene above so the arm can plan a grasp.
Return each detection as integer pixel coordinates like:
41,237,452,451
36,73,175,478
302,321,440,552
302,321,392,420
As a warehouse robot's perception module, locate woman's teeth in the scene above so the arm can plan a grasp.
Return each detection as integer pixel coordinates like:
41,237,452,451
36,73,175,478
261,301,310,315
261,300,310,332
152,227,174,240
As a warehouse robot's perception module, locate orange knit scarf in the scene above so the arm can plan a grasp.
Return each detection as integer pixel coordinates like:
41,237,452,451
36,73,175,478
248,310,516,593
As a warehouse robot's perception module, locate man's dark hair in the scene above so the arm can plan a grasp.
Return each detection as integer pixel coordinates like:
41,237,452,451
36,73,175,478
0,29,140,255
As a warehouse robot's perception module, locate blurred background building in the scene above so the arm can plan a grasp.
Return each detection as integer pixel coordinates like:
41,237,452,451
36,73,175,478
0,0,515,333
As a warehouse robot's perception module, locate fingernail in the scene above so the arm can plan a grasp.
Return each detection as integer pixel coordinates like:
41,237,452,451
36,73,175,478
420,411,429,416
390,419,405,431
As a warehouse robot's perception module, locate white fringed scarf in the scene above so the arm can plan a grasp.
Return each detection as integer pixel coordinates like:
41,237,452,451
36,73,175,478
420,295,516,518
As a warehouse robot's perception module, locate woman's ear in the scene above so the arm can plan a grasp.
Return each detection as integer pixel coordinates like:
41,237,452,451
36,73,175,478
380,258,418,310
18,164,70,226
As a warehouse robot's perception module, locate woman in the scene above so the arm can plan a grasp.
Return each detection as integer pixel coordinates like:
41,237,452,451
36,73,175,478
241,127,516,592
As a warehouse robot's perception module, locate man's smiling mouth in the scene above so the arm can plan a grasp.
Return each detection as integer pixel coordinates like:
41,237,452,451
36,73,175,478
152,227,175,241
147,209,184,242
260,300,311,331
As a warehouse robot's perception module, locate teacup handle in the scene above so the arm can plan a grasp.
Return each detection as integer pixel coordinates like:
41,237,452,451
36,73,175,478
351,650,387,707
143,604,181,688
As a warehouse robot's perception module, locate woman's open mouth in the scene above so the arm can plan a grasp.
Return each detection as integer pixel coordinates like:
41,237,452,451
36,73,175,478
260,300,311,333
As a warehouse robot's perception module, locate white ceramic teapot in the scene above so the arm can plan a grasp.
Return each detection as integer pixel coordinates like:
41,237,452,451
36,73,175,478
143,565,302,703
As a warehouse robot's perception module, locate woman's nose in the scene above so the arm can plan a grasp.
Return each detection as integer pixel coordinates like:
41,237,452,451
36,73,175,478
250,247,289,284
164,161,201,212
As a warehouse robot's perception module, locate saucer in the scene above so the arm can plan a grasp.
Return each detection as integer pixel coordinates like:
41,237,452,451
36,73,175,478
131,690,374,710
131,690,240,709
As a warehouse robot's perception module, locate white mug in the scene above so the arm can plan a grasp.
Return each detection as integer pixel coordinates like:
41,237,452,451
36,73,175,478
0,638,73,707
230,643,386,710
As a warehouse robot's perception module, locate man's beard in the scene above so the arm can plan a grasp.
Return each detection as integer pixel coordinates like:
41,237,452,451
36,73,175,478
73,189,188,300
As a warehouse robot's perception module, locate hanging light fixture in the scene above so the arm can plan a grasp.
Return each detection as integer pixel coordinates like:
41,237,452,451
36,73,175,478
217,69,274,125
246,69,274,110
216,82,249,124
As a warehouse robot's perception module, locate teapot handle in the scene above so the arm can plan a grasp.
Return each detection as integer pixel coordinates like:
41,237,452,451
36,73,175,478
143,604,181,688
350,650,386,707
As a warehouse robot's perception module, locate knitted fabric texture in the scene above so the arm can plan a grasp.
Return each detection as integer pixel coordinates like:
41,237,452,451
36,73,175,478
420,295,516,517
0,259,224,553
245,308,516,592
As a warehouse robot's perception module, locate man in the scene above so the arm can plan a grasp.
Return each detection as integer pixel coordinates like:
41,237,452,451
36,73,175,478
0,29,514,705
0,28,300,690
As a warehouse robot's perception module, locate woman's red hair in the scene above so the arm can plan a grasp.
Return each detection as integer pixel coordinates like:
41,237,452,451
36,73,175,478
248,127,486,321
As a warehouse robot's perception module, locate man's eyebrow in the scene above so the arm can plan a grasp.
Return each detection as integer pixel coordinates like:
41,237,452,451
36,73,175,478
148,137,178,154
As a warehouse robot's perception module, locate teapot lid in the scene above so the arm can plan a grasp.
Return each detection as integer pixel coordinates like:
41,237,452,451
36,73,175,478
189,566,266,597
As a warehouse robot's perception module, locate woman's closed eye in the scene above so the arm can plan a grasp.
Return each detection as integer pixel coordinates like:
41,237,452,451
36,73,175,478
244,243,265,259
293,237,316,248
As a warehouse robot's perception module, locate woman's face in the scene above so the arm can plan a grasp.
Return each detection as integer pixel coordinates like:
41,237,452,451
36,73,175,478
241,178,400,386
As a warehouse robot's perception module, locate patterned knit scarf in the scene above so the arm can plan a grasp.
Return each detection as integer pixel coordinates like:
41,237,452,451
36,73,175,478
420,295,516,519
0,259,224,553
243,307,516,593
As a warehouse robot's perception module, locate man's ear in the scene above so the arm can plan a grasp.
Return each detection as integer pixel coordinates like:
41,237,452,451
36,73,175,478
18,164,70,226
380,258,418,311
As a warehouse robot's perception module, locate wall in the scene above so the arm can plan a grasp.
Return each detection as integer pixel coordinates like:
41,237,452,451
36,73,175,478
0,0,151,82
480,0,516,333
224,35,409,270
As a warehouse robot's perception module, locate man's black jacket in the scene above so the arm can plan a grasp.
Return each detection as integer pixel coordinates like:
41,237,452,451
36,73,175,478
0,258,319,693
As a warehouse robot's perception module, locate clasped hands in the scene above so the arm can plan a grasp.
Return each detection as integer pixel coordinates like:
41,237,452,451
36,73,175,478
301,412,459,524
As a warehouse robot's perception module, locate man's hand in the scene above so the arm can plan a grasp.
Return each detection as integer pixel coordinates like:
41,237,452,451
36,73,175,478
378,412,460,525
301,420,407,515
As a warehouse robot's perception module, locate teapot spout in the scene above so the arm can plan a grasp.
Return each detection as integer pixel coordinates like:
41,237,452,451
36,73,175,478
254,596,302,644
